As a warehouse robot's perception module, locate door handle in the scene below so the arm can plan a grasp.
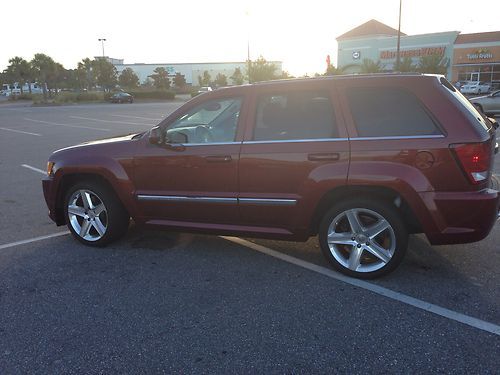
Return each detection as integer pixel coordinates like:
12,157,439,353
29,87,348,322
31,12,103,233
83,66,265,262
308,153,340,161
205,155,232,163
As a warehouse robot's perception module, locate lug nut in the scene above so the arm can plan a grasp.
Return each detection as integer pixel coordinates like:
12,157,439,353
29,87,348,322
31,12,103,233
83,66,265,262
357,244,362,248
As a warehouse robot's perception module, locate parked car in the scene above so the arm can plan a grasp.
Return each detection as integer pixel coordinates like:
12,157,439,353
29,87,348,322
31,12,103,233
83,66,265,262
460,81,491,95
110,92,133,103
470,90,500,116
198,86,213,94
42,74,499,279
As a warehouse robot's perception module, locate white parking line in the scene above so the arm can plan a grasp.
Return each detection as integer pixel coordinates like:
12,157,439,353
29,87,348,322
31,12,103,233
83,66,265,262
222,236,500,337
24,118,110,131
21,164,46,175
110,114,162,121
70,115,152,126
0,127,41,136
0,231,70,250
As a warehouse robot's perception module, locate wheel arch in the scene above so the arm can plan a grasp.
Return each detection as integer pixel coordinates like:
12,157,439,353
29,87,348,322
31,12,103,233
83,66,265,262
54,172,130,225
309,185,423,236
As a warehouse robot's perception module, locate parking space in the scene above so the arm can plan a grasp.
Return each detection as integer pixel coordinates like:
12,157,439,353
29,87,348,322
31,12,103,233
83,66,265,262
0,102,499,372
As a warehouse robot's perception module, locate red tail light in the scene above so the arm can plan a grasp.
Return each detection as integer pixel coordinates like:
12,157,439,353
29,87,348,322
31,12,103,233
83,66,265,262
451,142,492,184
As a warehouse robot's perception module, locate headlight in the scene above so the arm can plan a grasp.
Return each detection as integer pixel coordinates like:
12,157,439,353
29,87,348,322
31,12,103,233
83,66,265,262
47,161,55,176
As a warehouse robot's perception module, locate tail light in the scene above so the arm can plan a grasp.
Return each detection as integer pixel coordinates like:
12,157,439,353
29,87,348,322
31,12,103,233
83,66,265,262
451,142,493,184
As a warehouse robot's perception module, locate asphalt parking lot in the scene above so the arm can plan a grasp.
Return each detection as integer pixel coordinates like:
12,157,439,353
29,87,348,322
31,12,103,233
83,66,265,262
0,101,499,373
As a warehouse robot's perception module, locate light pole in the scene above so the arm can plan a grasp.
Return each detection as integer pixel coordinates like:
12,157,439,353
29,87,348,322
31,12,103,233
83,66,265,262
245,10,251,83
98,38,106,59
395,0,402,71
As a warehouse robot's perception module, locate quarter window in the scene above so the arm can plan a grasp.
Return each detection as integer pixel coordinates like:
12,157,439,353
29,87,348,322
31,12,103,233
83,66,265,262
346,87,442,137
253,91,337,141
168,98,242,143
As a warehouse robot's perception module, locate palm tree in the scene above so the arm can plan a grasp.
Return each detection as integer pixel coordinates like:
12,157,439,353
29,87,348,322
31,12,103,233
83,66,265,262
31,53,56,99
397,57,417,73
6,57,31,94
325,63,357,76
417,54,449,75
359,59,384,73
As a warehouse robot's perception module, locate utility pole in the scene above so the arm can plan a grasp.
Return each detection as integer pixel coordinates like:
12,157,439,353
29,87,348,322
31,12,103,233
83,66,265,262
396,0,402,71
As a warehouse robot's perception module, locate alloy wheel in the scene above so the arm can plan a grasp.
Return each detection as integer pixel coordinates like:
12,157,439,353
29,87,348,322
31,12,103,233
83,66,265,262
67,189,108,241
326,208,396,273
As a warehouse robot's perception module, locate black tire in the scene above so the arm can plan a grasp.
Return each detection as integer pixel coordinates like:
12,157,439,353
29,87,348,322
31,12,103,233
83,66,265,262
64,181,129,247
319,198,408,279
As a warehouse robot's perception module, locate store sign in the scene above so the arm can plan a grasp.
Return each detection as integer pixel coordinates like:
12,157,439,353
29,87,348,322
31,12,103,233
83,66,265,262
352,51,361,60
380,46,446,60
466,49,494,60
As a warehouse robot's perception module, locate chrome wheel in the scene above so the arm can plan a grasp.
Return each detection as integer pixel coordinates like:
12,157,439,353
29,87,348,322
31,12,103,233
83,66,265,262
327,208,396,273
67,189,108,242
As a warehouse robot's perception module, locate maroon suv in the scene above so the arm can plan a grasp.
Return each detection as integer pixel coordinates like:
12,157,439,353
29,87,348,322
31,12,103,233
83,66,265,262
42,74,499,278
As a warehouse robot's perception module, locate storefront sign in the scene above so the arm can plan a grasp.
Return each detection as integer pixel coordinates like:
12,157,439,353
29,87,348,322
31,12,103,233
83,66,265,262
466,49,494,60
380,46,445,60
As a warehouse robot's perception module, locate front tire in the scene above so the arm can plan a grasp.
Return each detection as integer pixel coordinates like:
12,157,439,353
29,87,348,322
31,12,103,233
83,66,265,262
319,199,408,279
64,182,129,247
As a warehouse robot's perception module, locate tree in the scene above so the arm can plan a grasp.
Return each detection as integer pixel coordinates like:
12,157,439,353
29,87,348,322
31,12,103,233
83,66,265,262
278,70,294,79
324,63,356,76
198,70,211,86
230,67,244,85
397,57,417,72
31,53,57,99
173,72,186,88
5,57,32,93
214,73,228,87
417,54,449,75
118,67,139,88
93,58,118,91
247,56,277,83
359,58,384,73
149,67,170,89
77,58,96,90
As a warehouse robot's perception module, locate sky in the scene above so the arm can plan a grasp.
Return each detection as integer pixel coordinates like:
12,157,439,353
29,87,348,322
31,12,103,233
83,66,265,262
1,0,499,77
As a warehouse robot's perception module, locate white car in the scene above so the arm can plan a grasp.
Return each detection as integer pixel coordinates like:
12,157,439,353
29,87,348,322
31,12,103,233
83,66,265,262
460,81,491,95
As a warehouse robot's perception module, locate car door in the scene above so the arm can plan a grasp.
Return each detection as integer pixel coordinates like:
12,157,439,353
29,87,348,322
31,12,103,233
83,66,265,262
132,93,247,225
238,81,350,238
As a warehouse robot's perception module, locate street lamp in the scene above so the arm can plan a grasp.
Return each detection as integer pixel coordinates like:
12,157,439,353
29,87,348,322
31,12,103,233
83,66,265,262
98,38,106,59
245,10,251,83
395,0,402,71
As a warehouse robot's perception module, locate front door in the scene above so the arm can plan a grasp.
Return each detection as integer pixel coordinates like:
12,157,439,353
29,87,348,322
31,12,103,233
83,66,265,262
133,96,245,225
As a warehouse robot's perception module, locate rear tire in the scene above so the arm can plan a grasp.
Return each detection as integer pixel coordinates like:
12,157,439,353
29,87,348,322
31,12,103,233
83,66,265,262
64,181,129,247
319,199,408,279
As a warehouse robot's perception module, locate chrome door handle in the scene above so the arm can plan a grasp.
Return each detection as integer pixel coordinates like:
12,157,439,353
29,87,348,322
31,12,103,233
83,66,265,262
205,155,232,163
307,153,340,161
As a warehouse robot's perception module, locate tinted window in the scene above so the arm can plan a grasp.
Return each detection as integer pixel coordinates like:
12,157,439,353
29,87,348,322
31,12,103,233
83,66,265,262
253,91,337,141
347,87,442,137
168,98,241,143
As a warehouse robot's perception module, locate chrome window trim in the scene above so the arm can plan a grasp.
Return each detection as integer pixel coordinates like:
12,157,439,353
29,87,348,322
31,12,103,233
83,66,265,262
180,141,242,146
137,195,237,204
243,138,348,145
350,135,445,141
137,195,297,206
238,198,297,206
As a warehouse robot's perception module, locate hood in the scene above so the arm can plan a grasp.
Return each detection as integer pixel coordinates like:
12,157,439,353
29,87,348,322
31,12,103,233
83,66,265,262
53,132,143,154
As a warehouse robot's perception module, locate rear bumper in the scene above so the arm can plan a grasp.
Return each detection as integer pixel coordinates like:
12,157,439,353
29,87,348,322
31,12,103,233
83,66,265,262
420,188,499,245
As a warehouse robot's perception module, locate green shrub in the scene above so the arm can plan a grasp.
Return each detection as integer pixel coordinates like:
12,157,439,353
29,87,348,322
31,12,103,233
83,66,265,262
8,93,33,101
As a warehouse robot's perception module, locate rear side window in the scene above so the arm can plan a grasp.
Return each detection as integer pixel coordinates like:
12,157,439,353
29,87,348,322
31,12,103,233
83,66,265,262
253,90,338,141
346,87,442,137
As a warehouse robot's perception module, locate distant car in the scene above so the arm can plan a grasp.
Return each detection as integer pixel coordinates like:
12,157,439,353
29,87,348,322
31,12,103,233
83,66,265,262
197,86,213,94
460,81,491,95
110,92,133,103
470,90,500,116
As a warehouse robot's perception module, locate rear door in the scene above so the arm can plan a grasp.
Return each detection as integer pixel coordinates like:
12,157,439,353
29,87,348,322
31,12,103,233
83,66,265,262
238,81,350,237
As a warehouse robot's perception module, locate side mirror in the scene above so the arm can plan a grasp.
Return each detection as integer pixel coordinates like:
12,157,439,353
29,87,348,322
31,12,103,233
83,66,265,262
149,126,163,145
165,130,188,144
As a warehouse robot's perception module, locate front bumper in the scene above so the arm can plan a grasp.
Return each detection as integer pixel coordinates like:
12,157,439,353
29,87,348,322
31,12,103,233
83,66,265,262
420,188,499,245
42,177,63,225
